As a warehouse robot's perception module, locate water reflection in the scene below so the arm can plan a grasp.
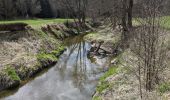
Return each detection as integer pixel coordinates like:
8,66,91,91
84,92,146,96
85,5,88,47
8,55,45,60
1,35,112,100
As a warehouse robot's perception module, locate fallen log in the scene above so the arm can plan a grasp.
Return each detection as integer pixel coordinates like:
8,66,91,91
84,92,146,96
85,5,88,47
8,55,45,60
0,23,29,32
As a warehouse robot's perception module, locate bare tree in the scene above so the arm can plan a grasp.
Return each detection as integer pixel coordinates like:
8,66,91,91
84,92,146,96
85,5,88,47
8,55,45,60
0,0,17,19
127,0,133,28
0,0,41,19
15,0,27,17
25,0,41,17
131,0,168,98
121,0,134,40
58,0,88,25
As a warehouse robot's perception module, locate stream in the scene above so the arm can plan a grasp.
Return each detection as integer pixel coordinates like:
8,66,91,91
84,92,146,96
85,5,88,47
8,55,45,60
0,35,112,100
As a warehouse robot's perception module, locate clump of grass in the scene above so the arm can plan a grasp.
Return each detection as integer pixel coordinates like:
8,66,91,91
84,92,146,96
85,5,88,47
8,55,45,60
37,53,58,62
96,81,111,93
4,66,20,81
96,66,117,93
160,16,170,30
158,82,170,93
51,46,65,55
92,96,102,100
37,46,65,62
100,66,117,81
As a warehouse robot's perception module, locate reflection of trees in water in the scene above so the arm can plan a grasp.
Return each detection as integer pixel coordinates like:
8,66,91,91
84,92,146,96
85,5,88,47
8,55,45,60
56,35,90,91
72,41,87,91
56,35,113,92
56,42,80,80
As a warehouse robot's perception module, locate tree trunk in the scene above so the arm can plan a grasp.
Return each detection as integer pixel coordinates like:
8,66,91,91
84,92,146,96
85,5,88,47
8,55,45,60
128,0,133,28
122,0,128,40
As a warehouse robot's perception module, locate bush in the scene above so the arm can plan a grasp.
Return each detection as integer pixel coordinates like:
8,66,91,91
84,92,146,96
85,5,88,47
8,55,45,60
158,82,170,93
4,66,20,81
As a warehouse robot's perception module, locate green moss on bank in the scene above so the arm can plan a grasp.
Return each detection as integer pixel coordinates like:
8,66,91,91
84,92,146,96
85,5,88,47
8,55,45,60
92,96,102,100
37,46,65,63
94,66,118,95
100,66,117,81
37,53,58,62
158,82,170,93
0,19,78,92
51,46,65,54
96,81,111,94
4,66,20,81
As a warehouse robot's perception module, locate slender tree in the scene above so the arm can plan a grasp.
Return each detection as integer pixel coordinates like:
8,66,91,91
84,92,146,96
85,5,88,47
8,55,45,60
128,0,133,28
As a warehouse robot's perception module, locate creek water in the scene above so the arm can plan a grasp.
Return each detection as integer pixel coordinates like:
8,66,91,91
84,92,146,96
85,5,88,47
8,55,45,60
0,35,112,100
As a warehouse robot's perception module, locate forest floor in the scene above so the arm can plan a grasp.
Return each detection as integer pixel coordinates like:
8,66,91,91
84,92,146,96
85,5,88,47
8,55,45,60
84,21,170,100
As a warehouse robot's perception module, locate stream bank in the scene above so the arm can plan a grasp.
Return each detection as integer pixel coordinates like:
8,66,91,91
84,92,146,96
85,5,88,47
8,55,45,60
86,25,170,100
0,22,92,92
0,33,113,100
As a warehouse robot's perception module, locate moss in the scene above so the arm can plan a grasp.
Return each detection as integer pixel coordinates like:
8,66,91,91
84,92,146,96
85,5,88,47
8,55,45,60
95,66,118,94
37,46,65,63
37,53,58,62
96,81,111,93
4,66,20,81
92,96,102,100
51,46,65,55
100,66,117,81
158,82,170,93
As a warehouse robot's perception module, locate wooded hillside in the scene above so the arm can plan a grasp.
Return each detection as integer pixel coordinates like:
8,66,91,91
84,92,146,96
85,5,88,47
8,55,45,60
1,0,170,20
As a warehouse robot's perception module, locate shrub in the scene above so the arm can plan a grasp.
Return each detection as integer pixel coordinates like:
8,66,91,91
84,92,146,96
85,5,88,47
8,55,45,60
158,82,170,93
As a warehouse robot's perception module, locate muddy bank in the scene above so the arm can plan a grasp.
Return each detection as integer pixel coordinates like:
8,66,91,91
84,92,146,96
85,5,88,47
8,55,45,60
0,22,92,92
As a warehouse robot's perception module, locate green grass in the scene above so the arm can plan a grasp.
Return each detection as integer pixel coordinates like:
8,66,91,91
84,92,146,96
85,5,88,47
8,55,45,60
96,81,111,93
4,66,20,81
37,46,65,62
133,16,170,29
37,53,58,62
96,66,118,93
51,46,65,55
0,18,73,29
158,82,170,93
100,66,117,81
92,96,102,100
160,16,170,29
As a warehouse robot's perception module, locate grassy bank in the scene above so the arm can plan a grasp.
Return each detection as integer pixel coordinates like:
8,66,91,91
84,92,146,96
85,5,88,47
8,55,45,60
0,18,73,29
0,18,77,91
92,53,122,100
87,19,170,100
133,16,170,29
